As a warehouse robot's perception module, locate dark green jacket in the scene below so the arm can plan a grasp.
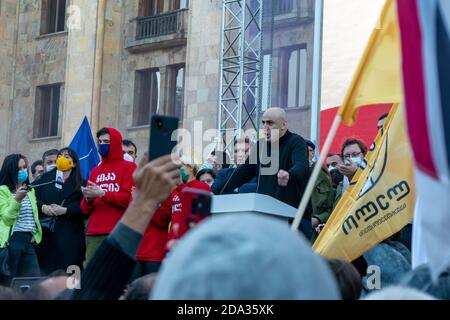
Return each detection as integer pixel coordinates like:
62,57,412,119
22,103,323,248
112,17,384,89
309,164,334,224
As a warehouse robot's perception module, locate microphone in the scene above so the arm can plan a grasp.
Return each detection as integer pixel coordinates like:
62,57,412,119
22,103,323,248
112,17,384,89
28,180,57,189
218,166,239,195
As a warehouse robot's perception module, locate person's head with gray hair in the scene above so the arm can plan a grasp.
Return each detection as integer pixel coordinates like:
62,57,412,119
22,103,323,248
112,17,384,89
151,213,340,300
364,286,436,300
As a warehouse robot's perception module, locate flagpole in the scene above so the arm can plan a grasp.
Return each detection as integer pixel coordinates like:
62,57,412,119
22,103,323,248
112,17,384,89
291,114,341,231
310,0,324,146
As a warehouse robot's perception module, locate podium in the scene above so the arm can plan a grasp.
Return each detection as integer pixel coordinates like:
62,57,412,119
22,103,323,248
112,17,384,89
211,193,297,219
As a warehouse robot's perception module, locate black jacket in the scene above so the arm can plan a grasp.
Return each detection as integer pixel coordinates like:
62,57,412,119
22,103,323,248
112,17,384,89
212,168,257,195
70,237,136,300
219,130,310,209
34,170,86,275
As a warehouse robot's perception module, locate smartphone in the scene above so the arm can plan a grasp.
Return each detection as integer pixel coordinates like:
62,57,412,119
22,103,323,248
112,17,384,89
11,277,43,293
149,115,179,161
181,188,212,229
20,285,31,294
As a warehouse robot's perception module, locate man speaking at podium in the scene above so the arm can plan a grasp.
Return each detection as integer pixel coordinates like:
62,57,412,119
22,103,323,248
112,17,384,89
213,107,312,238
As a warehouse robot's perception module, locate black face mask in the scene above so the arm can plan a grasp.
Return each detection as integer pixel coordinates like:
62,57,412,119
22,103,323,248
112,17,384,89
330,168,344,188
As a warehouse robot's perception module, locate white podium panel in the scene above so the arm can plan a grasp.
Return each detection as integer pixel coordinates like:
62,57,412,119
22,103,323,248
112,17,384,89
211,193,297,219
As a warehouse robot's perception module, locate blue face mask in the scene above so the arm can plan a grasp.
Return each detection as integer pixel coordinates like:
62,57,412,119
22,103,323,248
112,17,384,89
18,169,28,184
98,144,110,157
201,162,214,170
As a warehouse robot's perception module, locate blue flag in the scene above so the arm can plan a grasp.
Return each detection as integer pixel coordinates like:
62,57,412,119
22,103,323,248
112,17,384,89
69,117,100,181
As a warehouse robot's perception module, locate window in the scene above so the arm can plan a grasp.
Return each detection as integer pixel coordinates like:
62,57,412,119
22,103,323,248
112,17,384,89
134,69,160,126
167,65,185,119
172,0,188,10
34,84,61,138
273,0,294,15
139,0,165,17
281,46,307,108
41,0,67,34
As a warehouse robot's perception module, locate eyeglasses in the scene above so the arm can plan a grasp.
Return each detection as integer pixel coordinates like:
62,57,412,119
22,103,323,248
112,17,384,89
343,152,362,159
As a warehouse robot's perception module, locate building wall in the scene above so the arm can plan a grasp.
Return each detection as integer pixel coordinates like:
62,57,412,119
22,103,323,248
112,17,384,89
0,0,18,163
183,0,221,133
61,0,98,146
269,9,315,138
117,0,187,160
7,0,67,163
1,0,324,164
98,0,123,129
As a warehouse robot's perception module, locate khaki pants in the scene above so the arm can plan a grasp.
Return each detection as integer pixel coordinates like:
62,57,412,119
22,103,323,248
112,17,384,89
84,235,108,268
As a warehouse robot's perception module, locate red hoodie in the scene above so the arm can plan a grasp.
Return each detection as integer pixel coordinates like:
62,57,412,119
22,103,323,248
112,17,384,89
80,127,136,235
166,180,211,244
136,180,211,261
135,196,172,262
137,180,211,261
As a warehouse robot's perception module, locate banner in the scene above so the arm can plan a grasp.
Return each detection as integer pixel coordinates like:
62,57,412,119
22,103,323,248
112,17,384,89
313,105,415,261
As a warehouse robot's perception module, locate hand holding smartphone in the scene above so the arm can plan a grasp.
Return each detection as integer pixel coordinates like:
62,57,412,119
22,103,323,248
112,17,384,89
148,115,179,161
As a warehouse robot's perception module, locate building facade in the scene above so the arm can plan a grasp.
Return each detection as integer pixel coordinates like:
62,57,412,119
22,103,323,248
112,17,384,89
0,0,316,164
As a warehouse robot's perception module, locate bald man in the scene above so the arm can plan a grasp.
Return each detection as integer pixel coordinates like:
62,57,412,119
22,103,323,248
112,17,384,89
214,108,311,237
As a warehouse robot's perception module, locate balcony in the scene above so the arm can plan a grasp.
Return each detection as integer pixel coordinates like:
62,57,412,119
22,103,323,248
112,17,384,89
126,9,188,53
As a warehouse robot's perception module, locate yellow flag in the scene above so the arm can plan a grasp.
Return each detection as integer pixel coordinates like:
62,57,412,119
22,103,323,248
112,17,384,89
313,105,415,262
338,0,402,126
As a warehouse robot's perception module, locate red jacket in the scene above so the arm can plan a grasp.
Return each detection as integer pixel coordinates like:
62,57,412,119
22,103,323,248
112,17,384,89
80,127,136,235
136,197,172,262
137,180,211,261
167,180,211,244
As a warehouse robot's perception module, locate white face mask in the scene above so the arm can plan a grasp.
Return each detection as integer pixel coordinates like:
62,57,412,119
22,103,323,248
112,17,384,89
350,157,364,167
46,164,56,172
123,153,134,162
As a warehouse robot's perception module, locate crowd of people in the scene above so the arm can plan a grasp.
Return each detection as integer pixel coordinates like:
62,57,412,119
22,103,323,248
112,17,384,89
0,107,446,300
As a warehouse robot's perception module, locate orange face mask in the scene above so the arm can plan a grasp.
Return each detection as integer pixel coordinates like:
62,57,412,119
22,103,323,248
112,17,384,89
56,157,74,172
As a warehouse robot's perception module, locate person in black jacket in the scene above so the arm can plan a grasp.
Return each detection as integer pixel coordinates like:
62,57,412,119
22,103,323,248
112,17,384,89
69,153,181,300
212,137,257,194
213,107,311,236
34,148,86,275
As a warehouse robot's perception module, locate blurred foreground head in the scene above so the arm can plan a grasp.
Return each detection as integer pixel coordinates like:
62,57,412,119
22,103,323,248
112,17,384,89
364,286,436,300
151,213,340,300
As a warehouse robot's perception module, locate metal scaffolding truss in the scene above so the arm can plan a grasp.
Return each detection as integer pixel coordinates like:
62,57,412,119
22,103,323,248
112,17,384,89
217,0,264,150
